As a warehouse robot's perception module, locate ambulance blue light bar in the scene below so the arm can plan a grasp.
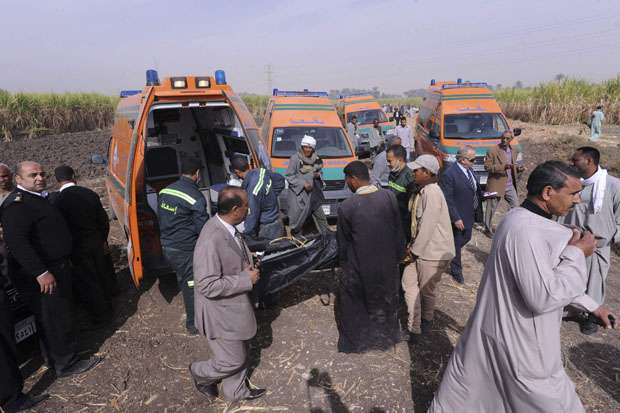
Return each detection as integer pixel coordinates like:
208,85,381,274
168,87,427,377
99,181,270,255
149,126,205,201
272,89,328,97
120,90,141,98
442,82,488,89
146,69,160,86
215,70,226,85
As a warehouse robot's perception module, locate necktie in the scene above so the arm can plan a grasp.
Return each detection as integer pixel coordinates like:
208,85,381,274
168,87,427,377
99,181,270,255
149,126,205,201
467,169,479,209
234,231,251,265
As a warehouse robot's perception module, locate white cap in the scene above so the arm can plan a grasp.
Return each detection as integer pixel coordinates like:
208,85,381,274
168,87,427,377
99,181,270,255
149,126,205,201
408,154,440,175
301,135,316,148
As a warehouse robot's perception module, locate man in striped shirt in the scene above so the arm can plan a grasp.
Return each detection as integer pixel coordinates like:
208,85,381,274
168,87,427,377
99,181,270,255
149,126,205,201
158,156,209,335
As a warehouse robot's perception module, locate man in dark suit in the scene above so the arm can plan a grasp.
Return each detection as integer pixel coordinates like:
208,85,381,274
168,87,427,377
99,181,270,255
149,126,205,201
439,147,483,284
1,161,100,377
189,186,265,402
53,165,114,324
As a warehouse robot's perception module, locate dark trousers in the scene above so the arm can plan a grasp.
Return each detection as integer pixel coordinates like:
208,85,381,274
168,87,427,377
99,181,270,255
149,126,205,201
19,261,78,374
0,290,23,406
450,226,472,277
162,247,195,329
71,242,114,322
258,219,284,241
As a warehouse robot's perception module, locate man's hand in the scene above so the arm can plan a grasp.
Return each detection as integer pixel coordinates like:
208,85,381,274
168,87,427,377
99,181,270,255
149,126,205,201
591,306,617,329
36,271,57,294
504,164,513,170
304,181,313,192
454,220,465,231
246,266,260,285
568,228,596,257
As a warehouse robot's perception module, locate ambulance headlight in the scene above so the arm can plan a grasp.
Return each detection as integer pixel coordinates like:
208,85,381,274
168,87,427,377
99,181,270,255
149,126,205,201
195,77,210,88
171,77,187,89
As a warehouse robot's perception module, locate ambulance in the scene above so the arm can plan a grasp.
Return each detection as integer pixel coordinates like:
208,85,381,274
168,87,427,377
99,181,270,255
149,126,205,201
260,89,356,219
337,95,395,157
105,70,270,286
414,79,523,185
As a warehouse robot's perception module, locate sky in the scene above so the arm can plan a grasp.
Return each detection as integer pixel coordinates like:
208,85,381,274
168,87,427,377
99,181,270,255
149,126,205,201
1,0,619,95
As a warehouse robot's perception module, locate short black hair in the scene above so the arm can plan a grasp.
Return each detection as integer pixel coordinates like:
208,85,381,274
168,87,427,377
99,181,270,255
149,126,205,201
400,116,407,121
527,161,580,196
218,186,247,215
54,165,75,181
343,160,370,181
576,146,600,166
180,156,202,175
387,144,407,161
229,155,250,173
351,115,357,120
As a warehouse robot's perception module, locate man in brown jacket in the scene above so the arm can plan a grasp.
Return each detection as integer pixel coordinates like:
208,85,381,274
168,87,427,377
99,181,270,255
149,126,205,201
189,186,265,402
483,131,524,235
402,155,455,341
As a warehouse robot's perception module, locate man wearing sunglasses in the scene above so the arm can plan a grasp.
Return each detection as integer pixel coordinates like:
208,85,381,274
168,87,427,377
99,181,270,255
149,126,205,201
1,161,100,379
439,146,484,284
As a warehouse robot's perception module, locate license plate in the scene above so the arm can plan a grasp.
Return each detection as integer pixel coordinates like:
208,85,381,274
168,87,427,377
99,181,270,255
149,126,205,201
322,205,331,215
14,316,36,343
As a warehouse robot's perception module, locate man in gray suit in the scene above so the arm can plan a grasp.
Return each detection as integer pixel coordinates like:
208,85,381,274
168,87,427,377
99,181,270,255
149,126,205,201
189,186,265,402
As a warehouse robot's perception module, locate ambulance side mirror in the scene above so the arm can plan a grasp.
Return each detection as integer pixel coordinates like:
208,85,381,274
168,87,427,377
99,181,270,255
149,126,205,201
513,128,522,136
91,154,108,165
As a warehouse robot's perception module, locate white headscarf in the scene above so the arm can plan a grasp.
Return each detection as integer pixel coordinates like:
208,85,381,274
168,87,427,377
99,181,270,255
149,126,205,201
301,135,316,148
582,167,607,214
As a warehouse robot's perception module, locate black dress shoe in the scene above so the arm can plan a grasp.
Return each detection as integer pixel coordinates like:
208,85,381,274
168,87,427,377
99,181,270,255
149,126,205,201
3,393,49,413
451,272,464,284
243,387,266,400
189,365,219,400
186,325,199,336
57,356,102,378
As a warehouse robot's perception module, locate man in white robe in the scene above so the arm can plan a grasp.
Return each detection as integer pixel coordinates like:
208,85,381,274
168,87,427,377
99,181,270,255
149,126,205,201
429,161,616,413
560,146,620,334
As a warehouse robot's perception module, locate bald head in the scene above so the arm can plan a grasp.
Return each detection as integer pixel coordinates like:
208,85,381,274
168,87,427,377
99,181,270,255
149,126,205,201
217,186,249,226
0,163,13,192
15,161,47,193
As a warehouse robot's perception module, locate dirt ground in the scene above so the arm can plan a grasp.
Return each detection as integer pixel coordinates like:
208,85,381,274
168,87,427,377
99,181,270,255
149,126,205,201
4,123,620,412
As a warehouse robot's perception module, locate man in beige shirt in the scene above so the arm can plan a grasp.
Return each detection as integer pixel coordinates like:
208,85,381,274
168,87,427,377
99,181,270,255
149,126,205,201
402,155,455,340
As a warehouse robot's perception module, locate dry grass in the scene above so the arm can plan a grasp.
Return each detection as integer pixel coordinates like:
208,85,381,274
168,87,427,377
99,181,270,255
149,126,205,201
0,90,117,141
496,77,620,125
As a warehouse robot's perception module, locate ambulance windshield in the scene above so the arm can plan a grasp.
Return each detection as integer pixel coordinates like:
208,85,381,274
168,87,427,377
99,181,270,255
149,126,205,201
271,127,353,158
347,109,388,124
443,113,508,139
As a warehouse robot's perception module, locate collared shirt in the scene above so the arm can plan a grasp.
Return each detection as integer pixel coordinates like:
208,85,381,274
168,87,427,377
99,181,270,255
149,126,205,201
457,162,477,189
16,184,48,198
59,182,76,192
216,214,237,238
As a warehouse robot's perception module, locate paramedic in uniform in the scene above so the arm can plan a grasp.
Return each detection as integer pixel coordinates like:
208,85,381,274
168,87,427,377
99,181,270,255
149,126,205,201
157,157,209,335
229,156,285,241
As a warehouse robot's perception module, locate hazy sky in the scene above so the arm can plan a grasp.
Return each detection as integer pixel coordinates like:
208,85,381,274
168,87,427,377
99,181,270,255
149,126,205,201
1,0,619,95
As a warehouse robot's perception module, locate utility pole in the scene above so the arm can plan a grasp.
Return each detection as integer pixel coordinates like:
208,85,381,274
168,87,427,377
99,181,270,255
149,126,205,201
265,64,273,95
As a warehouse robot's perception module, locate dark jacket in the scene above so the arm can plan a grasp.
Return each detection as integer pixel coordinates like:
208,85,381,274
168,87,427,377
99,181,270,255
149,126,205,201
439,162,484,230
157,176,209,251
241,168,285,237
388,166,414,215
0,190,73,288
52,185,110,248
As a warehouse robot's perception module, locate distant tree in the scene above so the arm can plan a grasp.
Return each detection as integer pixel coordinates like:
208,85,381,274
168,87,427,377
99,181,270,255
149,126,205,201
514,80,524,89
554,73,566,82
495,84,503,90
403,88,426,98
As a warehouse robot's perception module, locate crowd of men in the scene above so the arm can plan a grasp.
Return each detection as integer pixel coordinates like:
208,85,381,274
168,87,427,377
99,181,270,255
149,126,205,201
0,125,618,411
